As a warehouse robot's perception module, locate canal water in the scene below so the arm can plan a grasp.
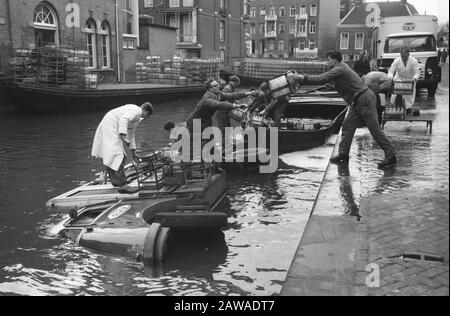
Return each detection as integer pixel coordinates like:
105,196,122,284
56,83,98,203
0,97,336,296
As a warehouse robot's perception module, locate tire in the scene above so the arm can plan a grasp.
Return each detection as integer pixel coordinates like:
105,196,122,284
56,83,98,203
427,83,438,98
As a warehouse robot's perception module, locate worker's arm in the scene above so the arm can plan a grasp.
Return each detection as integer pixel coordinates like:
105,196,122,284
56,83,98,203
260,98,280,116
412,59,421,81
206,98,240,110
301,67,344,85
248,92,266,113
220,91,258,101
119,109,140,151
388,59,398,79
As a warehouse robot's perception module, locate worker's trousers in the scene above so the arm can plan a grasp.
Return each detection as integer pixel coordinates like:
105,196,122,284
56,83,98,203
339,89,397,160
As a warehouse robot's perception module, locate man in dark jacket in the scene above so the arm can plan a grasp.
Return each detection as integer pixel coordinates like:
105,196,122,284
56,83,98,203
216,75,256,134
296,50,397,169
186,78,249,134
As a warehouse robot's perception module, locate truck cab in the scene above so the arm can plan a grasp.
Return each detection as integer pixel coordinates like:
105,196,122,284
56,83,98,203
372,16,441,97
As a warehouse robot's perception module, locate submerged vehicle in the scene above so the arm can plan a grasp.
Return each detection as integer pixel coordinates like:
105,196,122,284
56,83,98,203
48,151,228,264
229,93,348,154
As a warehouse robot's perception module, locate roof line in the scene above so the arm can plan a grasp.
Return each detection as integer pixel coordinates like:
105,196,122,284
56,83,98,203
405,3,413,16
338,6,356,26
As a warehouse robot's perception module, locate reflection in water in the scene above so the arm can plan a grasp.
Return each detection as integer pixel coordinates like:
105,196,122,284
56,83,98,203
0,99,332,296
337,163,360,219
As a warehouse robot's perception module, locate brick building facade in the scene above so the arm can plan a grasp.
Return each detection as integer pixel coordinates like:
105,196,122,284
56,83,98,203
0,0,177,84
141,0,246,65
245,0,340,59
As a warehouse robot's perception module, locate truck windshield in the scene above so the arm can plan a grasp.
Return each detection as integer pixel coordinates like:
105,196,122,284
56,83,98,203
385,36,436,53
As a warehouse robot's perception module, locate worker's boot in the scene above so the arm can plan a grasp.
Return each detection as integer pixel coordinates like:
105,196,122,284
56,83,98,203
378,156,397,169
330,154,350,164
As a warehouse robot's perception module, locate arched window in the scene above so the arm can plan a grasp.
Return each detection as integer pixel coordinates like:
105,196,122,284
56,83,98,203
86,19,97,68
33,2,59,47
99,21,111,69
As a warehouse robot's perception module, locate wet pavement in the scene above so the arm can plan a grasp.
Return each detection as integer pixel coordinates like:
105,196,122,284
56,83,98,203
282,85,449,296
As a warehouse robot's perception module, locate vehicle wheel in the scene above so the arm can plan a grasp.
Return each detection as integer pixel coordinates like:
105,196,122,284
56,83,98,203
428,84,438,98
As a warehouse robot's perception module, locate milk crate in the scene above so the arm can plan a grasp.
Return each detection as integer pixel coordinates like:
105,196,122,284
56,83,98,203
384,105,406,120
268,71,297,99
393,80,415,96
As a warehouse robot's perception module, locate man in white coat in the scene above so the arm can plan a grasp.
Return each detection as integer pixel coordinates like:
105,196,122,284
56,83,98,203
92,102,154,194
389,47,421,115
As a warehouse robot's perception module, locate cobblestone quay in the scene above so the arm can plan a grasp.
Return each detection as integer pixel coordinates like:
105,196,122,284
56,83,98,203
282,84,449,296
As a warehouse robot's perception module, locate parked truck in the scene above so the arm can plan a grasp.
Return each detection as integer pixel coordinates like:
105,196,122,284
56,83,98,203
371,15,441,97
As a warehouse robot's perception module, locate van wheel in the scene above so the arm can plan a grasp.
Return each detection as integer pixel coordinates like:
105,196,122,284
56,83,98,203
428,84,438,98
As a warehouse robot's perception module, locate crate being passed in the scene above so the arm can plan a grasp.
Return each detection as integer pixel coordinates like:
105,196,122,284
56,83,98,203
393,80,415,95
268,71,299,99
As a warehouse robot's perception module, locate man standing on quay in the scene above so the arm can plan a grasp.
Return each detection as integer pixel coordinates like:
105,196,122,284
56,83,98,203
296,50,397,169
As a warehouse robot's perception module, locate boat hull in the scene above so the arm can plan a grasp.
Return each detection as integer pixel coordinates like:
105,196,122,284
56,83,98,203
3,82,204,113
230,97,348,154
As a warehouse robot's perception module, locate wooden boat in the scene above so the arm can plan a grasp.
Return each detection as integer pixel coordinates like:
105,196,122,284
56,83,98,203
2,82,204,113
47,151,229,265
229,95,348,154
47,151,227,212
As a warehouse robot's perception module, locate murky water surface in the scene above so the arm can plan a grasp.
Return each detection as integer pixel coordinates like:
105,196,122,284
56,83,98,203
0,89,447,296
0,96,337,296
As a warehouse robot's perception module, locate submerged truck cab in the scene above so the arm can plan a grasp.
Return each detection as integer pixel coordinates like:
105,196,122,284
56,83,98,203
372,16,441,97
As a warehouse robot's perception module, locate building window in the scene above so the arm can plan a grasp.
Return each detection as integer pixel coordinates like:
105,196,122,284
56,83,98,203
33,3,59,47
220,49,225,62
269,6,276,16
243,0,249,16
100,21,111,68
340,32,349,50
169,0,180,7
219,20,225,42
279,6,285,17
311,4,317,17
355,32,365,50
279,23,285,34
289,23,295,34
250,23,256,35
86,20,97,68
268,40,275,51
250,7,256,18
260,23,265,34
279,40,285,51
219,0,225,10
123,38,135,49
300,5,307,16
290,6,296,17
299,21,306,33
309,21,316,33
309,40,315,50
299,40,306,50
183,0,193,6
144,0,153,8
260,7,266,16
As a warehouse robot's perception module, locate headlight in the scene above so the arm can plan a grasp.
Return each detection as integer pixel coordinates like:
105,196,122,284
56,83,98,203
427,68,433,75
